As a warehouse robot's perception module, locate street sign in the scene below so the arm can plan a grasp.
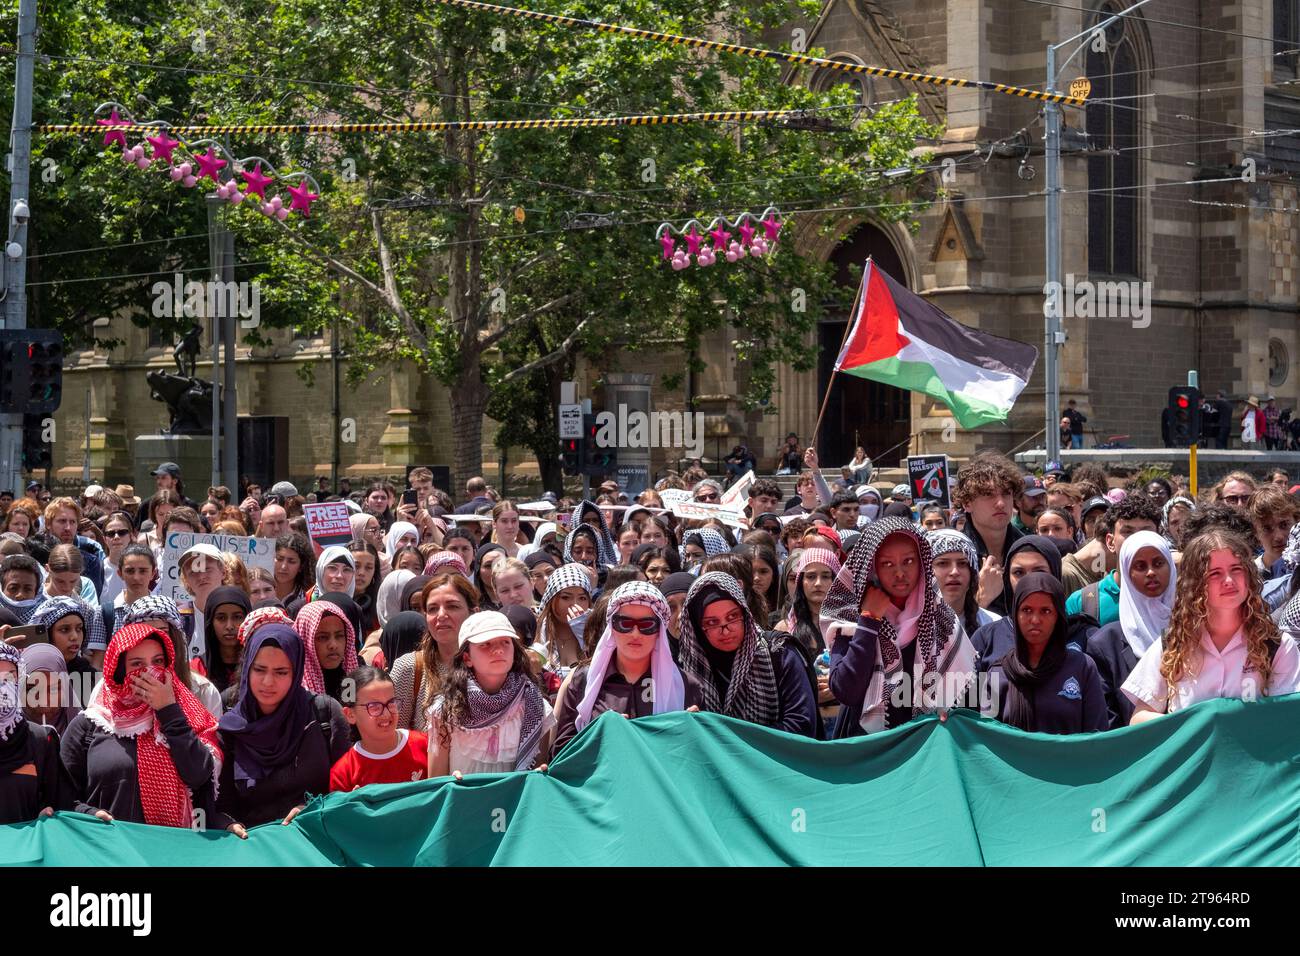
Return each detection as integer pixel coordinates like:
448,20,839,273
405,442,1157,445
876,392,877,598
558,403,582,439
1069,77,1092,100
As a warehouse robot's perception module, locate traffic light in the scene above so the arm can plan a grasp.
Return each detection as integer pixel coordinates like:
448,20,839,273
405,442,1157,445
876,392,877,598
0,329,63,414
21,413,51,471
581,413,617,477
561,435,582,476
1168,386,1201,447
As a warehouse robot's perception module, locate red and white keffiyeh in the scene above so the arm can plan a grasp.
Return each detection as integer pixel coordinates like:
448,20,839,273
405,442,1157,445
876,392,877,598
295,600,358,695
84,623,222,828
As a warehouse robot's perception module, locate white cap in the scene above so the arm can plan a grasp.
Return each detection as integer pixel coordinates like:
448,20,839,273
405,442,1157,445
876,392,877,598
457,610,518,650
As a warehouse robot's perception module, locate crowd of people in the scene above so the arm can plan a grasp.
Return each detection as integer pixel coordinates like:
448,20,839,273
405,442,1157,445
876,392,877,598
0,449,1298,834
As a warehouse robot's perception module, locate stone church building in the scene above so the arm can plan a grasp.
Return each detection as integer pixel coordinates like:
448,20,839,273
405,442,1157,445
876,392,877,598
50,0,1300,489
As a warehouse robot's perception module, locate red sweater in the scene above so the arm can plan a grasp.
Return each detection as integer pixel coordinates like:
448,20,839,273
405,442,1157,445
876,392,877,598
329,730,429,792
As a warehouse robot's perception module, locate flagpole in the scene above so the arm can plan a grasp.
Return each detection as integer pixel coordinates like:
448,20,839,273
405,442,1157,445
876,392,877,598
812,258,870,451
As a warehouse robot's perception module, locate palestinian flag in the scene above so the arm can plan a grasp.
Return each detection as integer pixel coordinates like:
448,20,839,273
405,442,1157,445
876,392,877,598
835,259,1039,429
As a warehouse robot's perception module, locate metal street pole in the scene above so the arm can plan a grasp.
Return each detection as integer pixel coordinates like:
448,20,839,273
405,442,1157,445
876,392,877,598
1043,0,1151,464
0,0,36,495
221,211,237,493
206,195,221,490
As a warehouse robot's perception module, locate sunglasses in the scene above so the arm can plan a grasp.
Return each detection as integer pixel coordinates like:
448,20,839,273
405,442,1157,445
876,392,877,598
611,614,659,635
105,528,133,539
696,492,720,502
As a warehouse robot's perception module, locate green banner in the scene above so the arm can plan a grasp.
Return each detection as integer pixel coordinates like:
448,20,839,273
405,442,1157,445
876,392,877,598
4,696,1299,866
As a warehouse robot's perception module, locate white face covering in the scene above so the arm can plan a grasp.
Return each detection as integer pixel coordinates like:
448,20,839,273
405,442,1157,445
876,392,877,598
861,503,881,521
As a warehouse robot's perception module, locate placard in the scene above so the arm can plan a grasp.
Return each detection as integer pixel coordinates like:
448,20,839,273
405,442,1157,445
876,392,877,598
720,469,755,508
161,532,276,659
667,498,745,528
906,454,952,510
303,501,354,552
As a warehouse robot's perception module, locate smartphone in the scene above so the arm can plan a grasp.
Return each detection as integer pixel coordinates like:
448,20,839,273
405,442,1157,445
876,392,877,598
2,623,49,648
402,489,419,507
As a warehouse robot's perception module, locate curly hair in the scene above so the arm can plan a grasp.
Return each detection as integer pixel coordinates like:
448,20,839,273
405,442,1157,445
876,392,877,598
954,452,1021,508
1161,529,1276,705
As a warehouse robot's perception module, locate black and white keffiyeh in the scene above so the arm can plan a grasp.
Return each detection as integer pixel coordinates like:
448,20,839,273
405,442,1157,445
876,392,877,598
925,529,979,573
537,562,596,666
569,499,619,567
683,528,730,560
563,523,603,566
121,594,185,634
677,571,782,727
30,595,107,655
821,516,976,733
462,670,548,771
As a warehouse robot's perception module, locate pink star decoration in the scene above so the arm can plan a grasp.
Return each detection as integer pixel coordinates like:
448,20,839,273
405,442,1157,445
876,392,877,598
660,232,676,260
97,110,131,149
194,148,228,182
241,163,274,198
709,226,732,249
146,132,180,163
760,215,782,241
286,180,321,217
739,222,756,247
684,228,703,256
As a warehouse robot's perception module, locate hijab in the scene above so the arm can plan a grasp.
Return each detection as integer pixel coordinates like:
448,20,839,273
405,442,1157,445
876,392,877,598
83,623,222,827
376,569,416,628
217,623,317,788
318,592,365,649
575,581,685,732
1001,535,1063,611
0,641,29,774
378,611,427,671
20,642,81,734
925,529,979,573
236,605,292,647
472,544,507,602
30,595,106,657
383,521,419,562
682,528,731,564
857,487,883,523
423,551,470,579
202,586,252,694
998,572,1069,732
820,516,975,733
398,575,433,616
1117,530,1177,659
562,524,601,566
568,499,619,566
676,572,780,726
295,600,358,699
313,545,356,599
349,512,374,539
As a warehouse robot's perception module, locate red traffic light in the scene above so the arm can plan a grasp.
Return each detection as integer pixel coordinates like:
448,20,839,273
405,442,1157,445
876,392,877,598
1177,396,1189,409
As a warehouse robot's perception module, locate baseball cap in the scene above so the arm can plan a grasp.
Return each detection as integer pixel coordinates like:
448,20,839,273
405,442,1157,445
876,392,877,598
151,462,181,479
1081,495,1110,517
270,481,299,498
179,543,223,571
1044,460,1065,477
83,484,104,498
457,610,518,649
891,483,912,499
1021,475,1046,497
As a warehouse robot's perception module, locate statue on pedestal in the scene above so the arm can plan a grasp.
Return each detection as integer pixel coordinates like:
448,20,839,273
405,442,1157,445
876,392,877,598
147,326,217,435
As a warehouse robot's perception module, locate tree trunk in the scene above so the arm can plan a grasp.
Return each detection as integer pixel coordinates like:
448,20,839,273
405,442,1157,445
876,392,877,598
450,367,489,496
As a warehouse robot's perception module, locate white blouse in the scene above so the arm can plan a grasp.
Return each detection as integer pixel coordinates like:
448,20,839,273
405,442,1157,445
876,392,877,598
427,692,555,775
1121,628,1300,714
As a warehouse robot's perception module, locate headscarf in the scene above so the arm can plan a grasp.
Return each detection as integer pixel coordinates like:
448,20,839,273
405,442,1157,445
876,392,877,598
398,575,433,616
217,623,317,788
820,516,975,734
658,572,696,598
30,595,106,656
786,547,844,630
856,486,883,523
0,641,29,773
312,545,356,600
383,521,419,562
83,623,222,827
562,524,602,566
348,512,374,539
569,499,618,566
236,605,292,646
202,586,252,694
1117,530,1177,659
121,594,184,635
1000,535,1064,611
998,572,1069,732
423,551,470,579
925,529,979,573
317,592,365,649
379,611,427,672
376,569,416,628
575,581,686,733
677,572,780,726
20,642,80,733
295,600,358,697
0,578,45,624
1162,495,1196,542
537,563,596,666
682,528,730,562
518,522,559,562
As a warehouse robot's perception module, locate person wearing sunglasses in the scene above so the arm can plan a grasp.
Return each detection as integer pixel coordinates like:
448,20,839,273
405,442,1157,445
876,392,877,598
692,479,724,504
552,581,692,753
330,665,428,791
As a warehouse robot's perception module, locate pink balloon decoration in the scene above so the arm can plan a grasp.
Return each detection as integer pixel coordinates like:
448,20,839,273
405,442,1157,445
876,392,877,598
276,207,289,221
135,156,150,169
261,202,275,216
671,250,689,270
229,190,245,205
182,174,198,188
268,195,283,211
178,162,192,177
169,167,183,181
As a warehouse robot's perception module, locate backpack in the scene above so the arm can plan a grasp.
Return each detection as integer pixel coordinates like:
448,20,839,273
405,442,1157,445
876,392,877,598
313,695,334,750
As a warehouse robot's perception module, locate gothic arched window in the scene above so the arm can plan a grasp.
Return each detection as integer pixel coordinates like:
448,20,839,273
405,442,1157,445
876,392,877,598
1086,3,1141,277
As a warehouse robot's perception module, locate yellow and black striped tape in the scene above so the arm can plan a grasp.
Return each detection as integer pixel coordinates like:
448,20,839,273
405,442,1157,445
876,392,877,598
428,0,1088,106
38,109,807,135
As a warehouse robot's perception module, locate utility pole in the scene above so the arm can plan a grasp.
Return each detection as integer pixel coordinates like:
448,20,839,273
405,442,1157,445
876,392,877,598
206,194,221,490
0,0,36,495
1043,0,1151,463
221,207,237,493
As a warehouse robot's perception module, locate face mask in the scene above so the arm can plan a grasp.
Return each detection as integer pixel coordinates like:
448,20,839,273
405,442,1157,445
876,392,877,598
862,504,881,521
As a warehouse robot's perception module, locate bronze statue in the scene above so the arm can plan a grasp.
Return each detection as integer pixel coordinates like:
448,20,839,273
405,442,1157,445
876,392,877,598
146,369,217,435
173,323,203,378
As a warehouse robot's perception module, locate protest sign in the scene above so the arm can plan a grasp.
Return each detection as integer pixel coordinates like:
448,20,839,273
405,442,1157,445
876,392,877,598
907,454,952,509
720,470,754,508
302,501,354,552
162,532,276,659
667,498,745,528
